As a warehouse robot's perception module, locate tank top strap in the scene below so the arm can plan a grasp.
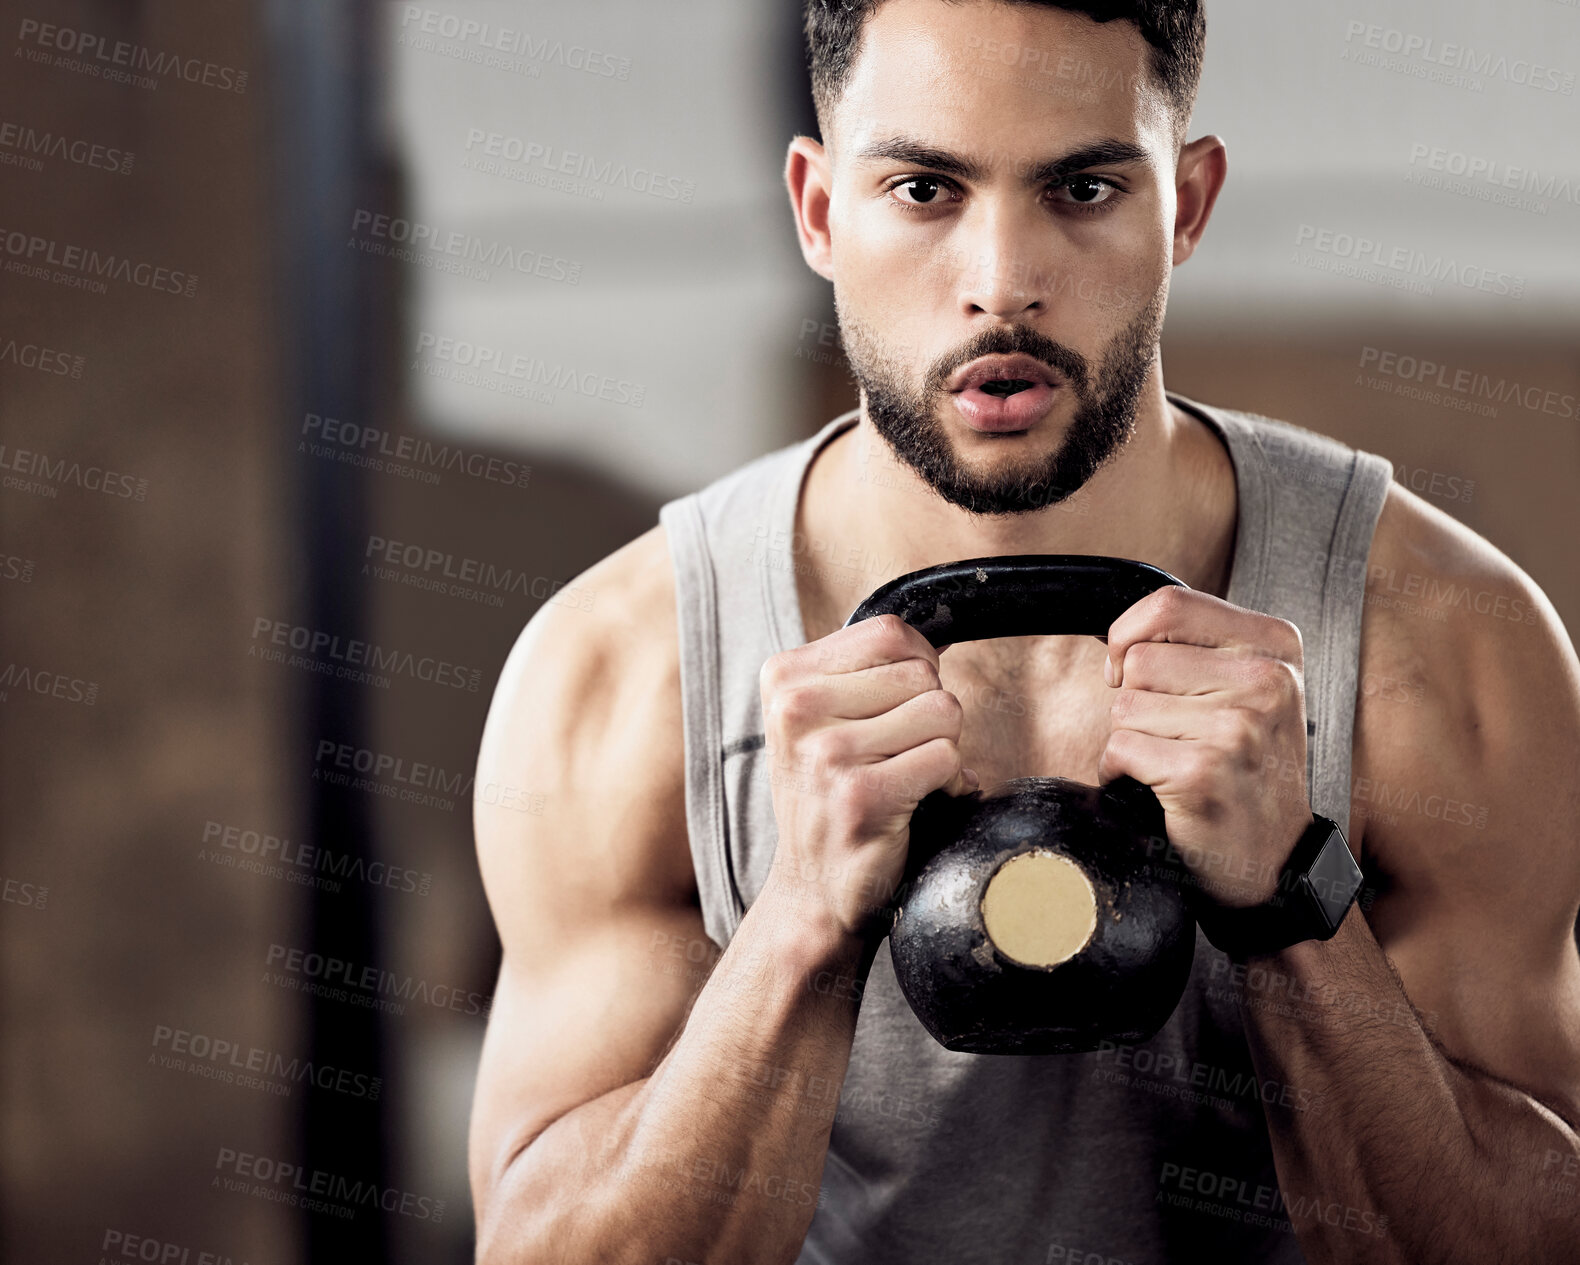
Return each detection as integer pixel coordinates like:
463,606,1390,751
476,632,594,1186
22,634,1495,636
659,409,860,947
1175,395,1393,826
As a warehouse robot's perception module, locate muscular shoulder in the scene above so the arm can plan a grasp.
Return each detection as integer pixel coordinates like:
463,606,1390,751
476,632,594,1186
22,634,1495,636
1352,482,1580,924
1349,485,1580,1114
473,525,693,955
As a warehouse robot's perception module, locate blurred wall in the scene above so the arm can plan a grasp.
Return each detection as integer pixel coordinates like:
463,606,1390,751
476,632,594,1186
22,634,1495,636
0,1,300,1260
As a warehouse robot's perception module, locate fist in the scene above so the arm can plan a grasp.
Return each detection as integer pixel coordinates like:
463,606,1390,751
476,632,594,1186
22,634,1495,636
759,614,978,938
1097,587,1314,909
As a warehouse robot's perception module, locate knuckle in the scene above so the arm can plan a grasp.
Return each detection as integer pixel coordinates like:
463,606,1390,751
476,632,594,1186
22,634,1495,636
1149,585,1190,620
868,613,916,651
804,728,845,768
760,652,792,695
1277,618,1304,663
1226,706,1263,752
775,683,819,727
1245,657,1300,707
913,736,959,784
928,688,965,722
1106,726,1141,758
907,656,943,694
1124,641,1159,677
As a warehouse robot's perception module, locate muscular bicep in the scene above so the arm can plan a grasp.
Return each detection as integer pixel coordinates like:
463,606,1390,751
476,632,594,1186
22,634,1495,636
1353,496,1580,1121
470,905,715,1201
467,526,714,1200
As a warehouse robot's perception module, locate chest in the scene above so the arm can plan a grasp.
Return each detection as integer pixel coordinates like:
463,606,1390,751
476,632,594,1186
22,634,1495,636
937,637,1116,790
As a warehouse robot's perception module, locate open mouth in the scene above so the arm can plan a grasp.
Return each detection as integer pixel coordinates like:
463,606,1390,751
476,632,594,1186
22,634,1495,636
977,379,1037,398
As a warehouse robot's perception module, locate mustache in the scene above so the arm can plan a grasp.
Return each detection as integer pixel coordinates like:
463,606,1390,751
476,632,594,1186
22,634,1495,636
923,325,1090,395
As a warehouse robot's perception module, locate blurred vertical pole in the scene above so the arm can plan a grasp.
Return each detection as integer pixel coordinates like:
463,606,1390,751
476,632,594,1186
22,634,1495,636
262,0,389,1258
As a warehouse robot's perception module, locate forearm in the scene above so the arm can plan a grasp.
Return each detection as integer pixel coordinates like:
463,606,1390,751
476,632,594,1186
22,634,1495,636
1235,907,1580,1263
480,872,872,1265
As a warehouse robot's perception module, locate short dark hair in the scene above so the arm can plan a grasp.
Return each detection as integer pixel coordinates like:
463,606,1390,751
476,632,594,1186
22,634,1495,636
804,0,1206,137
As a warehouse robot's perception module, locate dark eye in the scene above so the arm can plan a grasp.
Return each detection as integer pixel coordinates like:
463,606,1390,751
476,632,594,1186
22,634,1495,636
890,177,952,206
1053,177,1117,207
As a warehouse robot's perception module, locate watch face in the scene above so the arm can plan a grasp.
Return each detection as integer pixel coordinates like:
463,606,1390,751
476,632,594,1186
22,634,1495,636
1304,827,1363,930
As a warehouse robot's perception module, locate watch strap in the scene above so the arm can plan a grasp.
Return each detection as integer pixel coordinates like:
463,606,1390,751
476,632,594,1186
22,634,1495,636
1194,813,1362,960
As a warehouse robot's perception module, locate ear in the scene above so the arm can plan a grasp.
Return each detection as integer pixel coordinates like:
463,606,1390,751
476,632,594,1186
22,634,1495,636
1172,135,1227,267
786,134,835,282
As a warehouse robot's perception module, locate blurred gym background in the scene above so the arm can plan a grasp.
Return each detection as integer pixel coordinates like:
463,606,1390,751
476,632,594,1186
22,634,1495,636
1,0,1574,1260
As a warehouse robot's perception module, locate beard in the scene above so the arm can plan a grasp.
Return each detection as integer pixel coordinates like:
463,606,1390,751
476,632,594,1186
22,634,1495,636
838,288,1166,517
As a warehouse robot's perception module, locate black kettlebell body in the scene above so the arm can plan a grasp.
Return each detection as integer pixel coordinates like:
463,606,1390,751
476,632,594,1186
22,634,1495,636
844,556,1198,1055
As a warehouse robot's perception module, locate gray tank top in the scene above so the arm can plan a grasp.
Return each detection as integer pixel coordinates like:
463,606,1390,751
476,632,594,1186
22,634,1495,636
658,395,1392,1265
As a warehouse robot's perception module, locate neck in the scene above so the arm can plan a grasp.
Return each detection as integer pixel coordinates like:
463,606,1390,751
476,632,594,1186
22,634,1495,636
800,371,1239,625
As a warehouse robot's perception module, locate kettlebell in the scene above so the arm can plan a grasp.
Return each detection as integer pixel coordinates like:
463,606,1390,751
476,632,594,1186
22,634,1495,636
843,555,1197,1055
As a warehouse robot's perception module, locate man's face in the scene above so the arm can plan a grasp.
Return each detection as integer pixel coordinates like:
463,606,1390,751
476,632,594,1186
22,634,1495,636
823,0,1181,516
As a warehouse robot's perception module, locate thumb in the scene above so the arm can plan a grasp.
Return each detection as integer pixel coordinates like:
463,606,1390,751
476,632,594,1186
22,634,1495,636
946,765,980,797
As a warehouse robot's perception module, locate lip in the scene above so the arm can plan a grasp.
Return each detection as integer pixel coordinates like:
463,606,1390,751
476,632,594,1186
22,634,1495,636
951,380,1058,432
947,353,1061,394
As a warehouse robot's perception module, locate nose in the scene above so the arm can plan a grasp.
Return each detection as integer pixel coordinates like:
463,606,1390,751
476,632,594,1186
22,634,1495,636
953,205,1047,321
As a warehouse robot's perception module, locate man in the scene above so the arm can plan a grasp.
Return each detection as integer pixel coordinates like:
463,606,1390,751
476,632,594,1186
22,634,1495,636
467,2,1580,1261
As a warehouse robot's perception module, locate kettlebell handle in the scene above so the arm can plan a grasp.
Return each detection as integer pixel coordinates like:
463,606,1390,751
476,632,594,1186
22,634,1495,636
843,554,1188,646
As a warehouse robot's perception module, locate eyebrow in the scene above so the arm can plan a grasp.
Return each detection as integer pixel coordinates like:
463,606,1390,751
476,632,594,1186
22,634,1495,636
853,136,1149,185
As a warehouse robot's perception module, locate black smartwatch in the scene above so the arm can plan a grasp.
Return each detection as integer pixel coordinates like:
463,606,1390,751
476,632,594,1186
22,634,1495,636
1192,813,1362,960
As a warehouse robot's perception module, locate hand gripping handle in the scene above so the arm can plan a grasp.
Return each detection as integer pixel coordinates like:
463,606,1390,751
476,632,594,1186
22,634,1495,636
844,554,1190,834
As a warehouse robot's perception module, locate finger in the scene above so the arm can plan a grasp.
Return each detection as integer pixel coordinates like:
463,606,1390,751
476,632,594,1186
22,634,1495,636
1105,588,1301,687
1112,640,1288,698
881,736,975,805
775,657,943,723
1108,687,1220,742
808,613,941,678
823,689,964,762
1097,726,1201,794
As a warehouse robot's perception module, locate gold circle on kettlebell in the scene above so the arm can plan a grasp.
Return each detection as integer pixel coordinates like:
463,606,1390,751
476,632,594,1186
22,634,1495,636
981,851,1098,968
